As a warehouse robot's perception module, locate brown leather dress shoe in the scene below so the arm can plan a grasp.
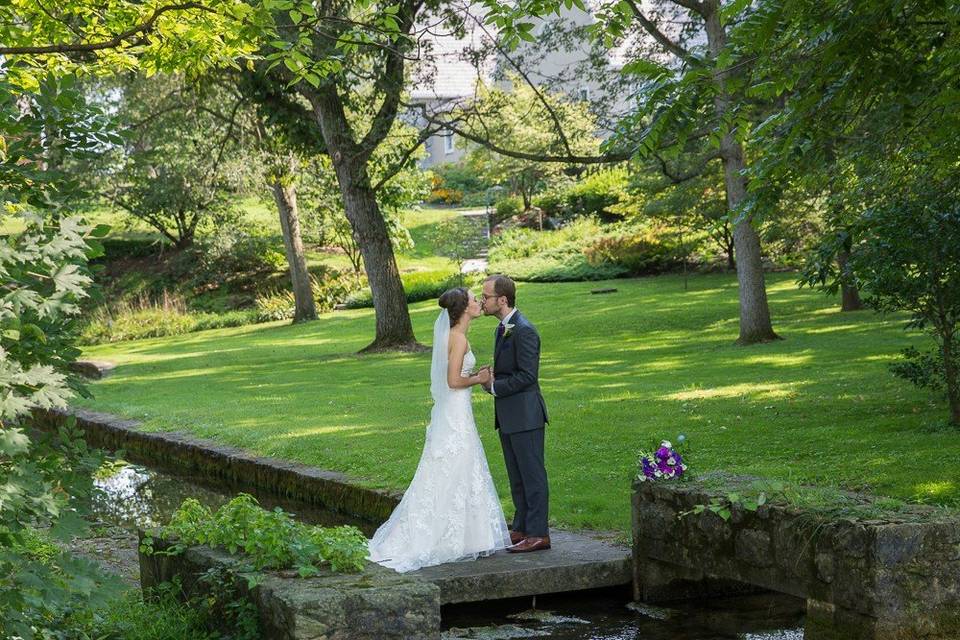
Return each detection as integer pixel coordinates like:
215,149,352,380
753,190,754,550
507,535,551,553
509,530,527,545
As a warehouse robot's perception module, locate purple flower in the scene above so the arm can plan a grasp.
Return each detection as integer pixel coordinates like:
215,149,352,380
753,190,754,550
656,446,672,460
641,458,655,478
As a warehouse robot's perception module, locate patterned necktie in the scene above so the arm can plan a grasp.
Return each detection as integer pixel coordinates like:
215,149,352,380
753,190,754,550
496,322,505,343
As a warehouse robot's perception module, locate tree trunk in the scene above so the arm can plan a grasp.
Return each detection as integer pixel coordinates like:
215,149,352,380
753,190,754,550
307,88,418,351
945,338,960,426
836,249,864,312
703,3,779,344
271,155,317,323
723,223,735,271
939,307,960,425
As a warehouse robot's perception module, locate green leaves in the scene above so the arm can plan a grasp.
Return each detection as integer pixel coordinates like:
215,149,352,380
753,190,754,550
0,428,30,456
146,494,369,576
0,1,270,90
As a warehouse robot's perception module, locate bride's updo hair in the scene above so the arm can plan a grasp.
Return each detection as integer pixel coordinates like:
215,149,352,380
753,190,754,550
438,287,470,327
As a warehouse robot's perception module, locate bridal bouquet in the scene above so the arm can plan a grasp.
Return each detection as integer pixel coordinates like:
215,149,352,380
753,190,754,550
636,437,687,482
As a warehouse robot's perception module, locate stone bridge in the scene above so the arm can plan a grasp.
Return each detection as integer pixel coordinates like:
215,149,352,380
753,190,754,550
632,477,960,640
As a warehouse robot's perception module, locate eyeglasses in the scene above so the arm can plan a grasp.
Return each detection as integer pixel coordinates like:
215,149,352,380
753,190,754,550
480,293,500,300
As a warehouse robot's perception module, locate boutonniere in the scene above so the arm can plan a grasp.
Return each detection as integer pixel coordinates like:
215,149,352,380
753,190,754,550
502,323,515,339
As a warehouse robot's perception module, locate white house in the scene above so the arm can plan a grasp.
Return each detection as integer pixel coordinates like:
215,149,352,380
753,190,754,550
407,2,629,168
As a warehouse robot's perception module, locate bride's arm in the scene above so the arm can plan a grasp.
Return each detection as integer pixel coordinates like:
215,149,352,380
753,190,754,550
447,333,487,389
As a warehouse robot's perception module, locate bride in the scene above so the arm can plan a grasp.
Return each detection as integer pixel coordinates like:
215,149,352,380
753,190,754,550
367,287,511,573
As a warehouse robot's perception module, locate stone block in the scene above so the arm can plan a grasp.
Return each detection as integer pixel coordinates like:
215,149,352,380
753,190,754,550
632,477,960,639
140,533,441,640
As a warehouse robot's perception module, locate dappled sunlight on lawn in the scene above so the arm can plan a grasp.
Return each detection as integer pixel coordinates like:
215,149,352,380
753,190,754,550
913,481,957,501
663,382,804,402
76,272,960,531
737,353,815,367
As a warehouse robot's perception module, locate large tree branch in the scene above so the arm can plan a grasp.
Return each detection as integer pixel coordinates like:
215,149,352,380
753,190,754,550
653,150,720,183
670,0,707,16
623,0,693,62
462,11,575,158
357,0,423,159
416,105,633,163
371,122,446,192
0,3,218,55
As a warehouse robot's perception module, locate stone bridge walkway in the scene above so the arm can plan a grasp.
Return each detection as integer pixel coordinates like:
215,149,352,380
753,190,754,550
410,530,632,604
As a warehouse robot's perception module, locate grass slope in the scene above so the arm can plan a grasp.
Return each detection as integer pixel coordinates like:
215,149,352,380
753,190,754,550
76,272,958,533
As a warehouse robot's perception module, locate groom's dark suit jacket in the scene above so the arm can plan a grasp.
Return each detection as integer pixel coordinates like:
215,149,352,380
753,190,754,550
492,310,549,434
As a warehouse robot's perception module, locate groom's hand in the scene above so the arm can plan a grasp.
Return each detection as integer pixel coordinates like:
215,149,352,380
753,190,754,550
476,367,492,385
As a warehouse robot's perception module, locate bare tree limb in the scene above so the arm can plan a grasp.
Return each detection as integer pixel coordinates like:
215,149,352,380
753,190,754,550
670,0,707,16
371,122,447,192
623,0,693,62
414,104,634,163
654,150,720,183
462,10,576,157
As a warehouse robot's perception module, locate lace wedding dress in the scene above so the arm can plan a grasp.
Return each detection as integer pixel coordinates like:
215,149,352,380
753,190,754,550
367,310,511,573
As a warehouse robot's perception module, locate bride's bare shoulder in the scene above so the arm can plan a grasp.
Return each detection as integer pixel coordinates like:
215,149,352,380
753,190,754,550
447,331,467,351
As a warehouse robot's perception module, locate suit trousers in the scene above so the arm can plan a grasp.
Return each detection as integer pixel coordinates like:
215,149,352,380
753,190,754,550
498,427,549,537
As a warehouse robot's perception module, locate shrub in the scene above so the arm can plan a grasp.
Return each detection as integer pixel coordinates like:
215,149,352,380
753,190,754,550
427,186,464,205
344,270,479,308
59,572,261,640
494,195,524,224
429,162,490,199
584,222,684,275
141,494,369,575
535,167,629,221
255,269,362,321
506,254,628,282
179,224,286,293
96,237,170,262
254,291,296,322
80,293,258,344
490,218,606,261
488,217,684,281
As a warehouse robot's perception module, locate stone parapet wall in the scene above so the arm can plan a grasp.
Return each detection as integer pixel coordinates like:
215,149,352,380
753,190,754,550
34,408,400,523
140,534,441,640
632,477,960,639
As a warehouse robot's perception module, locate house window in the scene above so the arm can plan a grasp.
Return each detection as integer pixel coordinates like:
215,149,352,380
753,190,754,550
577,88,590,102
443,132,456,154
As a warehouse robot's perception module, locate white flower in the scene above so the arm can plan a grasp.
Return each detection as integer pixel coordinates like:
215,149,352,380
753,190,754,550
660,440,672,449
503,323,515,338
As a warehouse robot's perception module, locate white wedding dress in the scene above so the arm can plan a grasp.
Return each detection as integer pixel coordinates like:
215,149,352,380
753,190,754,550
367,310,511,573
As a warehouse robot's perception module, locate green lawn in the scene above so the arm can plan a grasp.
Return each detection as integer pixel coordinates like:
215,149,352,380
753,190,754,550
75,272,959,533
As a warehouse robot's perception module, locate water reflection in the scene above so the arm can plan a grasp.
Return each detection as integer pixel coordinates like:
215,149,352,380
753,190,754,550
91,462,377,535
442,589,806,640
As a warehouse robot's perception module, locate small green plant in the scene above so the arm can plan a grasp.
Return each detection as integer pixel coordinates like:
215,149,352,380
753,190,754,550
141,494,368,580
94,458,131,480
681,480,787,521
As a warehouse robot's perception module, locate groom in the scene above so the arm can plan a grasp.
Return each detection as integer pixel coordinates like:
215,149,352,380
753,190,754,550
480,274,551,553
